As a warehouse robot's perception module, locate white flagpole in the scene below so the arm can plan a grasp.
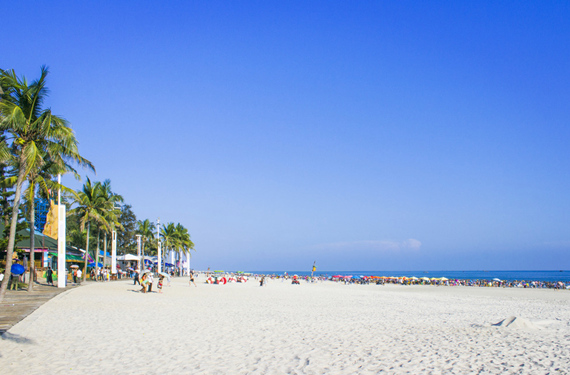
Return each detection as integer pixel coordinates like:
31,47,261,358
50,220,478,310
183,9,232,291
136,235,141,272
57,174,66,288
111,230,117,275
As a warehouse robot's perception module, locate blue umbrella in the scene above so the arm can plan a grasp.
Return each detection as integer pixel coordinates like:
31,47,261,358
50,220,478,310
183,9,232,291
88,262,103,268
11,264,25,275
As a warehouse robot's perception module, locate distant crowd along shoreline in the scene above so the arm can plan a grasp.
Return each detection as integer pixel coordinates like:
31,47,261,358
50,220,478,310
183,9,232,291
195,271,570,289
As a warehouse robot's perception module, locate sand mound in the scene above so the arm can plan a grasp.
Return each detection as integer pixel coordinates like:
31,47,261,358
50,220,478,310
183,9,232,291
493,316,540,329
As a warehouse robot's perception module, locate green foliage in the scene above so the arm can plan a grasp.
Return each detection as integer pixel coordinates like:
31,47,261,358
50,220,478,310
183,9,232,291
117,204,137,253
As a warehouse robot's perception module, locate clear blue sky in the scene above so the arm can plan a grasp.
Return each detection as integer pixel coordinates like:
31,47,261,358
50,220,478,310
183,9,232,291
3,1,570,271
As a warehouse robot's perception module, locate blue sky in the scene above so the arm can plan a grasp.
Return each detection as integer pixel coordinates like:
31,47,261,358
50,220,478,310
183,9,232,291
3,1,570,271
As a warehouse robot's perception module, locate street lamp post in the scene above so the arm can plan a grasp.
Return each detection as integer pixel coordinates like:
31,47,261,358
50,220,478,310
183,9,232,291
57,174,66,288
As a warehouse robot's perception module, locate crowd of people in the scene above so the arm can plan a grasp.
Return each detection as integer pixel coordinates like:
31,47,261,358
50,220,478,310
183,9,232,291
331,275,570,289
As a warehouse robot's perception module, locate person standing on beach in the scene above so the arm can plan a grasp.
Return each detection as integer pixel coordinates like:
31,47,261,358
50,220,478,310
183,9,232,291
189,270,197,287
158,276,164,293
72,269,77,284
76,269,82,284
134,270,140,285
46,267,54,286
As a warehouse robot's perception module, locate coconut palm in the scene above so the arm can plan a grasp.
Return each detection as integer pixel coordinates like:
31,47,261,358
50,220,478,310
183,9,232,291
174,223,194,275
160,222,177,267
98,179,123,274
136,219,155,270
0,67,93,301
23,160,74,291
68,178,112,282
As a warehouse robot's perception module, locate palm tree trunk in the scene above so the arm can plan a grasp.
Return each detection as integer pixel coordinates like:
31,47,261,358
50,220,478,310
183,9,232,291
28,196,36,292
82,222,90,282
0,165,27,302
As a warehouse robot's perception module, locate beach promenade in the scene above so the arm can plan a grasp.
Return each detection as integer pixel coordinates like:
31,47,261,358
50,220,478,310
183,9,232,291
0,277,569,374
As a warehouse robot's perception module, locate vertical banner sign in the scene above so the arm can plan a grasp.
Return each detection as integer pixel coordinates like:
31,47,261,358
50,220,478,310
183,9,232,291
111,230,117,274
57,205,66,288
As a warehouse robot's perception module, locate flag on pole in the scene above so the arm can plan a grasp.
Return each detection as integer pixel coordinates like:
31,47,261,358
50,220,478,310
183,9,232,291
42,200,58,239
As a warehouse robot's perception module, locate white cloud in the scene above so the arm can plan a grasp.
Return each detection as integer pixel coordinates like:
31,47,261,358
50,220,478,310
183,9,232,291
313,239,422,252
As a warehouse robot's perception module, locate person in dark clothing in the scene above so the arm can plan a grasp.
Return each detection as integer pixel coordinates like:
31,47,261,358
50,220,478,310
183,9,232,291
46,267,54,286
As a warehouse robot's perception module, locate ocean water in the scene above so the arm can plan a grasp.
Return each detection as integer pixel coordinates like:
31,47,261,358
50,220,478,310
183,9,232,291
247,270,570,282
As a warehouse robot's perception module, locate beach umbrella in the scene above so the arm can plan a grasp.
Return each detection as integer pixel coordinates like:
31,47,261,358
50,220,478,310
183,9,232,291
421,277,430,281
70,264,79,268
141,269,151,275
440,277,448,281
158,272,169,278
493,278,502,282
11,264,25,275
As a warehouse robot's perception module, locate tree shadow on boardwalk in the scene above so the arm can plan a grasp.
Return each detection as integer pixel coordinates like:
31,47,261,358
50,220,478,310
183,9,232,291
0,282,78,335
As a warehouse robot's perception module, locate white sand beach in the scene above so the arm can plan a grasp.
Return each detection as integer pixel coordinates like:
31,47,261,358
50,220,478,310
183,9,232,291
1,277,569,374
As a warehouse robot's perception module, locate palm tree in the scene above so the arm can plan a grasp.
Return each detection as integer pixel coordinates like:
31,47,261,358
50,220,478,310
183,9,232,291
160,222,177,267
174,223,194,275
0,67,93,301
23,161,73,291
68,178,111,282
136,219,155,270
98,179,123,274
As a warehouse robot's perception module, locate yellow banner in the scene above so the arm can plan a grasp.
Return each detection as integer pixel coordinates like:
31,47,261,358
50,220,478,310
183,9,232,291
42,200,58,240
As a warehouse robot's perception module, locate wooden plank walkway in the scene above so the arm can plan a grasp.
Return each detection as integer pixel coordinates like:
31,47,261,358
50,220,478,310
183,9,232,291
0,283,79,334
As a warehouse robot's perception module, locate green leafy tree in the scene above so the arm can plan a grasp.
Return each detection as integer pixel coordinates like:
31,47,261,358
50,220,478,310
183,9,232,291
0,67,93,301
136,219,155,269
117,204,137,254
174,223,194,274
98,179,123,273
68,178,111,282
160,222,177,266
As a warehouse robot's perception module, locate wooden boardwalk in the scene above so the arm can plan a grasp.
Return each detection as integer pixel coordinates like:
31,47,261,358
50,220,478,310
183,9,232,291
0,283,78,334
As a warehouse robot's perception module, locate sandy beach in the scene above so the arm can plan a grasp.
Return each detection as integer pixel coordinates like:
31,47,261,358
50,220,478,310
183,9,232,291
0,277,569,374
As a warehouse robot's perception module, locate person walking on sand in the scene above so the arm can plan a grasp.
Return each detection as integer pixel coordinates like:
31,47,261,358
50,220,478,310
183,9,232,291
76,268,82,284
189,270,197,287
158,275,164,293
46,266,54,286
134,270,140,285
